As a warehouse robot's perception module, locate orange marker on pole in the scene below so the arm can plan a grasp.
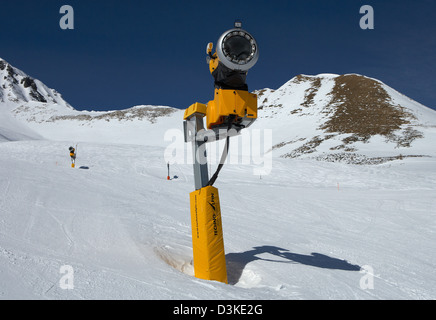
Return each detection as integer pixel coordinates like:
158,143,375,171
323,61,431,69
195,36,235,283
167,162,170,180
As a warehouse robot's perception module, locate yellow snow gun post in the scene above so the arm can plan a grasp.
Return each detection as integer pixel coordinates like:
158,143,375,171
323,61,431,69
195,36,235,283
69,146,76,168
183,21,259,284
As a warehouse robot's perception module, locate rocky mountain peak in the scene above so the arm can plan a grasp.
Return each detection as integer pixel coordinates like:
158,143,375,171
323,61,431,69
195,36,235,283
0,57,71,108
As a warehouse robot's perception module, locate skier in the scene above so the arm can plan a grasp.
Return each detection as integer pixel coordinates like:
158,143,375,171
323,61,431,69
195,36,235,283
69,146,76,168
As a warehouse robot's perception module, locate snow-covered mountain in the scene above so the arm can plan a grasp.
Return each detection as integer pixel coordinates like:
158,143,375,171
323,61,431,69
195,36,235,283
1,58,436,300
0,57,182,145
0,58,72,110
252,73,436,164
0,58,71,142
2,57,436,164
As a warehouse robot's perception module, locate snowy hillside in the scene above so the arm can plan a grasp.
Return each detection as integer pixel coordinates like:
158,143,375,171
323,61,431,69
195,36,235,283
1,140,435,299
3,56,436,163
1,59,436,300
0,58,72,111
253,73,436,164
1,57,182,146
0,58,70,142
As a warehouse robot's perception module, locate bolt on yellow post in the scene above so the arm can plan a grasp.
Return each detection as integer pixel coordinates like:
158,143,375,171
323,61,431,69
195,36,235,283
183,21,259,284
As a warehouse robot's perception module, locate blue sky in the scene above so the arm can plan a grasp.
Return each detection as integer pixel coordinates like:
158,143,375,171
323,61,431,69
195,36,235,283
1,0,435,111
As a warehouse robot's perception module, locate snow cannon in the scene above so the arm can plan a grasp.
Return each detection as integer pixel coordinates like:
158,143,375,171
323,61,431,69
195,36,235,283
183,21,259,285
184,20,259,133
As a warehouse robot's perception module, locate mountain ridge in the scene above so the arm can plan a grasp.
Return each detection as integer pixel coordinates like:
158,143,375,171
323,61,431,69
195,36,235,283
252,73,436,164
1,58,436,164
0,57,72,110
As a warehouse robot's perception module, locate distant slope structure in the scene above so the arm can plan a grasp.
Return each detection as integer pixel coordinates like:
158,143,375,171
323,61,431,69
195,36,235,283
0,110,43,142
0,125,41,142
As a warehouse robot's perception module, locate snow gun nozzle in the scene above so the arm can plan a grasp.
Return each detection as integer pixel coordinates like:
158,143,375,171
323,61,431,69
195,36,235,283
215,26,259,72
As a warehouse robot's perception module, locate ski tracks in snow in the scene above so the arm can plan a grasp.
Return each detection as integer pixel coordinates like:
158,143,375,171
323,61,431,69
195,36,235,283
45,208,76,256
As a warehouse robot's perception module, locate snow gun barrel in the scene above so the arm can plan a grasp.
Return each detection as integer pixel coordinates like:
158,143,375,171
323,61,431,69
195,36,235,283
215,24,259,72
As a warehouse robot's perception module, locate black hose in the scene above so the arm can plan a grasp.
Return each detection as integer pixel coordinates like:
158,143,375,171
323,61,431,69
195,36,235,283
206,116,235,187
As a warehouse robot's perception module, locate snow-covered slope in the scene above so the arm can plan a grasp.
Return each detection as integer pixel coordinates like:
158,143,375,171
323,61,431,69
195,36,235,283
1,140,435,299
1,59,436,300
3,57,436,163
1,57,183,145
253,73,436,164
0,58,72,111
12,103,183,146
0,58,71,142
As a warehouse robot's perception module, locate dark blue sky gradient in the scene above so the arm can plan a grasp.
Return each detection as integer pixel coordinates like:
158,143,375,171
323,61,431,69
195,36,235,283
1,0,435,111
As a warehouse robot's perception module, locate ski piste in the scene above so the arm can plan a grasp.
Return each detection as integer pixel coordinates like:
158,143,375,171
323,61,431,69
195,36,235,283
1,56,436,299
